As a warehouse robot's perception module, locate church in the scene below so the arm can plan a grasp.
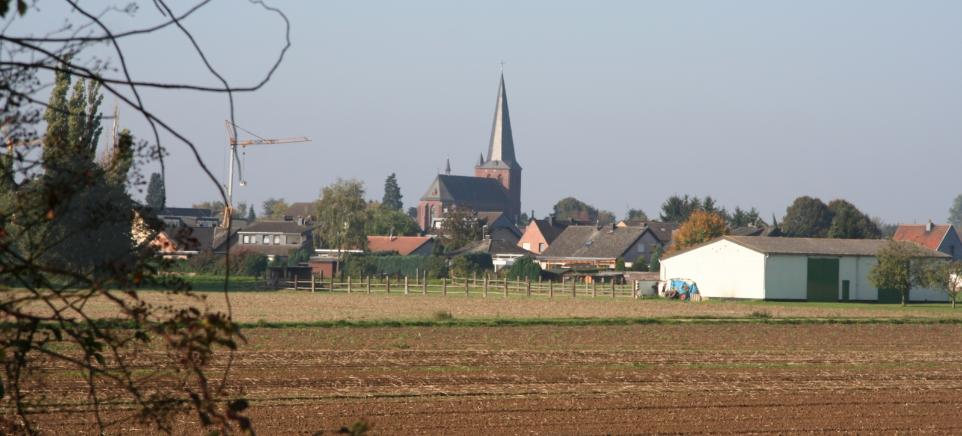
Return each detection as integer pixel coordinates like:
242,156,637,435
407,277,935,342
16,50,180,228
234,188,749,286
417,73,522,231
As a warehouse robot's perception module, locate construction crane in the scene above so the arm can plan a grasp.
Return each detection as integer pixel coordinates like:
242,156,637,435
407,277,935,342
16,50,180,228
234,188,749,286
222,120,311,227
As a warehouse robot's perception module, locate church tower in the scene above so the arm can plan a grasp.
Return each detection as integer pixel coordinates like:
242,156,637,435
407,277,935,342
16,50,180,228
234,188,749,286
475,72,522,222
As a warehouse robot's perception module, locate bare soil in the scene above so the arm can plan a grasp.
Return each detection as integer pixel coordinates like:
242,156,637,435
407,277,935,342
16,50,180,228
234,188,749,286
31,323,962,434
50,291,962,323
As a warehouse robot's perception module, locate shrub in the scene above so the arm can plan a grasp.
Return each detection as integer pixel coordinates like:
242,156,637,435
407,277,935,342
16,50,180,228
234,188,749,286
341,253,448,279
632,255,649,272
449,252,493,278
506,256,542,281
614,257,626,271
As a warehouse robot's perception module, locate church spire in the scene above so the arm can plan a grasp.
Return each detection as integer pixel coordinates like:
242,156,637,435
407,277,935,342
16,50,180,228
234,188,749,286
445,158,451,175
485,72,518,167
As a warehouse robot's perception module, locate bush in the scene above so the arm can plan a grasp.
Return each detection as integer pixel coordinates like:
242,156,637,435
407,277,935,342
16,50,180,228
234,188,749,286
169,249,269,277
449,253,493,278
632,255,649,272
341,253,448,279
614,257,626,272
506,256,541,281
649,246,663,271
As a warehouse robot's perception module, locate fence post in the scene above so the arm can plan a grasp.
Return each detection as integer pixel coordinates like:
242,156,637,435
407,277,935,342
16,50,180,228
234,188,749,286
549,280,554,298
442,278,447,296
473,271,477,287
415,268,420,286
311,275,316,293
329,275,334,292
483,276,489,298
464,277,469,296
404,276,409,295
503,278,508,298
293,275,298,291
347,276,352,293
526,277,531,297
592,279,596,298
422,274,427,295
611,279,616,298
386,276,391,294
572,277,576,298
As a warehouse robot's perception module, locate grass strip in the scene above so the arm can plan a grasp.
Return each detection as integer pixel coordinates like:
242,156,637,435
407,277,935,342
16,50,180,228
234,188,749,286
237,315,962,329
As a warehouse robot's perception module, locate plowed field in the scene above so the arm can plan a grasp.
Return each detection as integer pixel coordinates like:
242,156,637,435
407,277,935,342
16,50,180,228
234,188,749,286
35,323,962,434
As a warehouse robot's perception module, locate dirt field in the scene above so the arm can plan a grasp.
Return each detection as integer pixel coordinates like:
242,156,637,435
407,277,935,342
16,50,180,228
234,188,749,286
60,290,962,323
35,323,962,434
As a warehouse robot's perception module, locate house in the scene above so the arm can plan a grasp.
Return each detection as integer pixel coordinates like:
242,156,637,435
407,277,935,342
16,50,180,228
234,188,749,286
367,235,436,256
538,224,651,270
893,221,962,260
282,202,315,225
235,220,312,260
518,218,569,254
615,220,679,256
158,207,219,229
448,238,530,271
660,236,949,302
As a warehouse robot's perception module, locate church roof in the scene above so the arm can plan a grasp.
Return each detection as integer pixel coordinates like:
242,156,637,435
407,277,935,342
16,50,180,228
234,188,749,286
420,174,509,212
479,73,521,170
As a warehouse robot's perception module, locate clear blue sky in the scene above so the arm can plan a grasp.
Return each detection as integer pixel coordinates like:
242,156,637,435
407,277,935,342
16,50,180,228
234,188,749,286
19,1,962,223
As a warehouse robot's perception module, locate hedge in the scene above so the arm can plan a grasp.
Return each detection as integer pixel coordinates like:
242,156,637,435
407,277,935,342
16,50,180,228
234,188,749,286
341,253,448,279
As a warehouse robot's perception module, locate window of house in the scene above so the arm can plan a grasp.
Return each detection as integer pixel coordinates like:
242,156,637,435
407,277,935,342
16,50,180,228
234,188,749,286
242,235,250,244
539,243,546,252
262,235,270,244
522,242,531,250
288,236,300,245
274,235,281,244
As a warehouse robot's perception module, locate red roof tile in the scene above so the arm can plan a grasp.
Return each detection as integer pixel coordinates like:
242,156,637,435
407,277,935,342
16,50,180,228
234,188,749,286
367,236,433,256
892,224,954,251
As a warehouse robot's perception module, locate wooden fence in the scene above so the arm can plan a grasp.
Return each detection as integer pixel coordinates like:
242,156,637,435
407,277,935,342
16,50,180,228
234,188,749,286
275,274,647,299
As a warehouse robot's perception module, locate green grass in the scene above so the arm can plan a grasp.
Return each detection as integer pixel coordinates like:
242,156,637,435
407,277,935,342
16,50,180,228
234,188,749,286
143,274,264,292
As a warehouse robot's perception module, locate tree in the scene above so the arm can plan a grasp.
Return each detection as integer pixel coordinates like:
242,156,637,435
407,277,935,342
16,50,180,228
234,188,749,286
632,254,649,271
728,206,762,228
247,206,256,221
782,196,833,237
439,206,482,250
626,208,648,221
449,253,493,277
670,210,728,253
552,197,598,222
507,256,542,281
827,199,881,239
145,172,166,210
869,240,930,306
366,202,419,236
920,260,962,308
407,206,418,219
659,195,702,223
614,257,626,271
262,197,289,219
315,179,369,251
517,211,530,227
382,173,403,211
949,194,962,229
649,246,663,271
0,1,293,432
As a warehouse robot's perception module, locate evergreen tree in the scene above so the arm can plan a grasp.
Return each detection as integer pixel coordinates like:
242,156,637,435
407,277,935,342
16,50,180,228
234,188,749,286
649,246,663,271
949,194,962,229
781,196,833,237
827,199,881,239
247,206,256,221
382,173,403,211
145,172,166,210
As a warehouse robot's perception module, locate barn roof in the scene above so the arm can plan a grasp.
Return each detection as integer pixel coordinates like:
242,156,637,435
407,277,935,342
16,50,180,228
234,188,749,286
664,236,950,260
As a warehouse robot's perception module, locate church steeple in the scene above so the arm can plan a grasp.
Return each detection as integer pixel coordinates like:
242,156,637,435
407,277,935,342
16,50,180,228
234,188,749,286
445,158,451,175
484,73,519,168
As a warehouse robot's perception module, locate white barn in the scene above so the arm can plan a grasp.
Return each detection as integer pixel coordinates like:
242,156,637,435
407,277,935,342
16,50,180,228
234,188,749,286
660,236,949,302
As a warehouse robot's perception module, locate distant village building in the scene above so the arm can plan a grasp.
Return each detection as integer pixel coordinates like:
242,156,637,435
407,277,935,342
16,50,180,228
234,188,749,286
538,224,652,270
367,235,436,256
893,221,962,260
660,236,949,302
418,73,522,231
236,220,312,260
615,220,679,257
158,207,219,228
518,218,569,254
448,238,530,272
282,202,315,226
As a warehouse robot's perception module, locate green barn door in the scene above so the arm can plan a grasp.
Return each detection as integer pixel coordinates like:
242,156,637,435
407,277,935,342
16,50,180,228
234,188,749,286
807,258,839,302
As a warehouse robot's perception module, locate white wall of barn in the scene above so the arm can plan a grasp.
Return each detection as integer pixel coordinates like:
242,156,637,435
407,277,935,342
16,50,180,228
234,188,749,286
660,239,766,299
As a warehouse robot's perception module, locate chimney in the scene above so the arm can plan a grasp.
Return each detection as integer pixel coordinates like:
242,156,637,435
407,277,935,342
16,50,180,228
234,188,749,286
926,220,934,232
547,215,554,227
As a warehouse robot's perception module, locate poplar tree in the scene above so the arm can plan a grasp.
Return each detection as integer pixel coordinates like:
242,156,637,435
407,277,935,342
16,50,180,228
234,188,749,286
145,172,166,210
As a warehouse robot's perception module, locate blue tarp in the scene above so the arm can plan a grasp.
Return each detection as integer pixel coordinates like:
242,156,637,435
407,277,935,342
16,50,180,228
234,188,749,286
666,279,699,300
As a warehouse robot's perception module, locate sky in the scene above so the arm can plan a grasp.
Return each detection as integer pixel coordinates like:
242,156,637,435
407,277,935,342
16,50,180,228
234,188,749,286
14,0,962,224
